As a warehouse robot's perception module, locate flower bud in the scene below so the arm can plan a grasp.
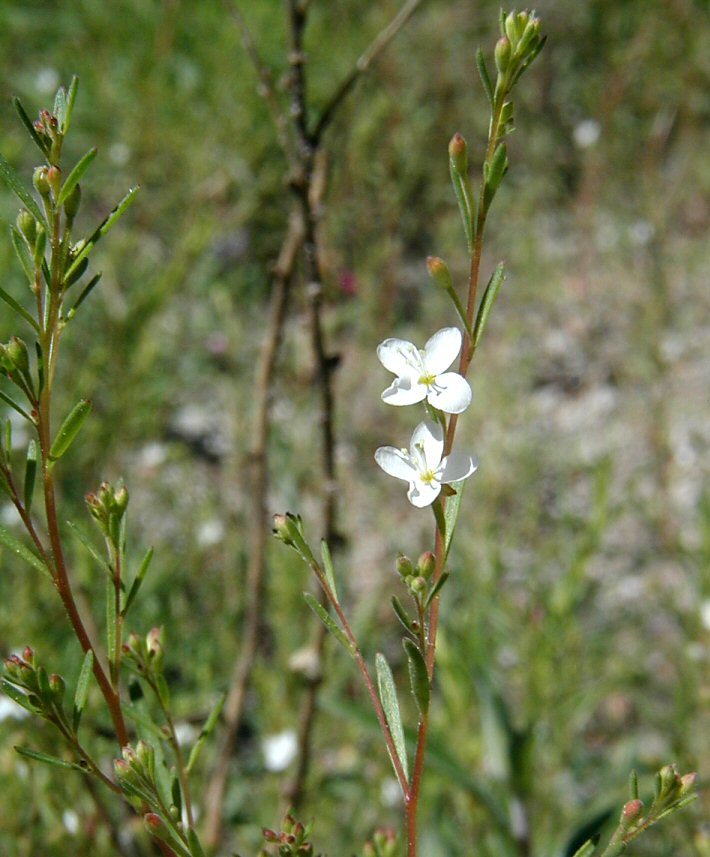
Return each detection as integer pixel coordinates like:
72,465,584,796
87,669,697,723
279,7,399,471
417,551,436,580
49,673,66,703
658,763,680,799
680,772,697,796
395,554,414,578
33,225,46,268
262,829,280,843
7,337,30,375
409,576,427,594
33,166,51,197
63,183,81,220
114,484,129,514
143,813,170,840
426,256,455,295
448,133,468,175
16,210,37,245
621,799,643,826
495,37,512,74
22,646,35,664
47,166,61,197
516,16,541,56
504,11,520,45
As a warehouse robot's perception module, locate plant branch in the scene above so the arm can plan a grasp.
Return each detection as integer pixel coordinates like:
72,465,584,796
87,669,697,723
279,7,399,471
202,211,303,850
313,0,424,142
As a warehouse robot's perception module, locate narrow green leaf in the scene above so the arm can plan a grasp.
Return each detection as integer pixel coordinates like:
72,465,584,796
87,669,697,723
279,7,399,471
603,844,626,857
629,769,639,800
53,86,67,129
122,546,153,617
443,481,465,558
0,388,33,423
402,638,430,716
391,595,416,635
303,592,353,656
72,650,94,731
476,48,494,105
187,829,207,857
0,285,40,332
49,398,91,461
0,524,52,579
571,841,597,857
13,97,50,156
473,262,506,348
320,539,338,601
0,153,48,229
14,746,85,772
449,162,475,254
67,272,101,317
63,257,89,290
67,520,113,577
64,77,79,134
424,570,450,608
23,440,37,513
186,692,226,774
1,681,40,714
57,148,97,207
64,186,139,280
375,653,409,784
487,142,508,194
11,226,35,283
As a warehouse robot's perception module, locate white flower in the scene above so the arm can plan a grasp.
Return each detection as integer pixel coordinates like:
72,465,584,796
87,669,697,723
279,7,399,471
262,730,297,772
377,327,472,414
375,420,477,507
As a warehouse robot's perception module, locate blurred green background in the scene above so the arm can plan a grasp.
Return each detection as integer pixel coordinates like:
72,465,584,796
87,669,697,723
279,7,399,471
0,0,708,855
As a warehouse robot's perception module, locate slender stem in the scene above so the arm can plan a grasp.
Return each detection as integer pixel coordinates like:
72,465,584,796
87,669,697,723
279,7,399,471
150,679,195,830
312,565,410,797
202,212,303,850
406,93,508,856
34,197,129,748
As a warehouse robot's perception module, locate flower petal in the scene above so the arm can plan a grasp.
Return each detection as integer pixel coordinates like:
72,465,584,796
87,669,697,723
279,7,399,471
409,420,444,471
381,377,428,406
439,450,478,483
375,447,417,482
426,372,472,414
407,478,442,508
377,338,421,376
422,327,462,375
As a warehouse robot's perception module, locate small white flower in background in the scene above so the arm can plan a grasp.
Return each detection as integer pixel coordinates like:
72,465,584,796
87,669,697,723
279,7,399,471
262,729,297,772
375,420,477,508
62,810,79,836
35,67,59,95
378,327,472,414
573,118,601,149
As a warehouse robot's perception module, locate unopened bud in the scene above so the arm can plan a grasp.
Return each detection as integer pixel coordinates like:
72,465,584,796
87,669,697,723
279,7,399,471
114,484,129,513
658,763,680,798
23,646,35,664
16,210,37,245
33,166,51,197
33,225,46,268
396,554,414,578
143,813,169,838
426,256,455,295
680,772,697,796
63,183,81,220
7,337,30,375
448,133,468,175
495,37,512,73
409,576,427,594
504,11,520,45
517,16,541,56
417,551,436,580
262,829,280,843
621,799,643,825
49,673,66,702
114,758,131,778
46,166,61,197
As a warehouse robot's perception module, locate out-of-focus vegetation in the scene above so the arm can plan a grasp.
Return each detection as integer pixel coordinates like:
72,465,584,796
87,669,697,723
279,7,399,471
0,1,707,855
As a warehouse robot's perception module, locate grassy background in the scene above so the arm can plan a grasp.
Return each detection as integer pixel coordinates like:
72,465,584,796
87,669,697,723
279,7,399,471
0,0,708,854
